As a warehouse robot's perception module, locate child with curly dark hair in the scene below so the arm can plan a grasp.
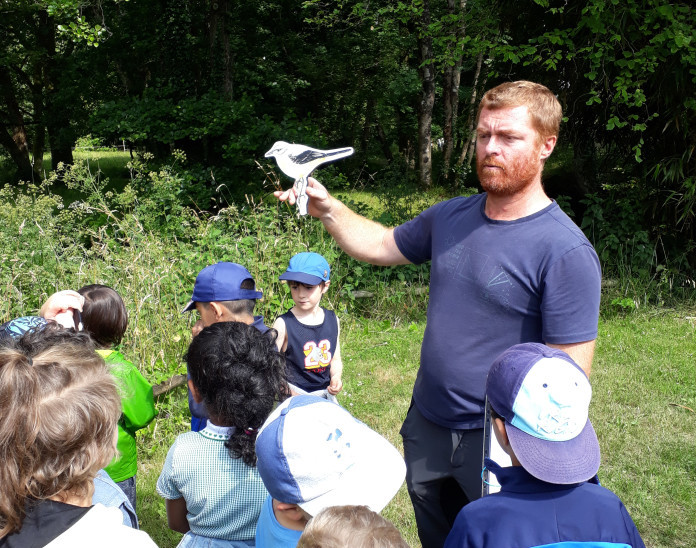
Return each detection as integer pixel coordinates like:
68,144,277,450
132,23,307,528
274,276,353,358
157,321,290,548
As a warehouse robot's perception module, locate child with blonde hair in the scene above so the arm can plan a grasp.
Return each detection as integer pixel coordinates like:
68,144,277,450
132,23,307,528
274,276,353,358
0,324,157,547
298,506,409,548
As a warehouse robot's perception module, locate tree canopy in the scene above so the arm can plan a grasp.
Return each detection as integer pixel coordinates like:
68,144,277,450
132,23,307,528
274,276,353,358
1,0,694,266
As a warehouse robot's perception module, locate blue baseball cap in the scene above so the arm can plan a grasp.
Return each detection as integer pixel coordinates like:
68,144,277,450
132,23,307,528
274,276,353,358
182,262,262,313
278,252,330,285
486,343,600,484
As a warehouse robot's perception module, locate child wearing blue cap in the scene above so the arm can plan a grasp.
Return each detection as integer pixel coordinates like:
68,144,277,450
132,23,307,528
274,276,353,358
444,343,646,548
183,262,268,431
273,252,343,400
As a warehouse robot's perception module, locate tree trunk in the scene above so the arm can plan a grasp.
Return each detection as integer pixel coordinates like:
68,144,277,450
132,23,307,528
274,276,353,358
207,0,234,99
31,62,46,175
375,120,394,163
442,0,468,179
36,10,74,170
0,66,40,181
362,97,374,157
417,0,435,188
457,52,485,168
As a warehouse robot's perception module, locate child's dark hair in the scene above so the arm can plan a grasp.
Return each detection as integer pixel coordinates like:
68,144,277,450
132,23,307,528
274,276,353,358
220,278,257,317
185,322,289,466
77,284,128,348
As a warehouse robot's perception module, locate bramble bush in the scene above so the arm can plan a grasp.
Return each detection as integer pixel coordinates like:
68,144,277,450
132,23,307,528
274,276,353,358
0,154,431,386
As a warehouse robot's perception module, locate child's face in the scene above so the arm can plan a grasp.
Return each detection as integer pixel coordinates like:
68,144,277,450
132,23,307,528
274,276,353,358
288,281,328,312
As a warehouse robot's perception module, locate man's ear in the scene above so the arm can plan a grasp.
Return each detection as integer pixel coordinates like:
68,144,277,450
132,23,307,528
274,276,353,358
539,135,557,161
188,379,203,404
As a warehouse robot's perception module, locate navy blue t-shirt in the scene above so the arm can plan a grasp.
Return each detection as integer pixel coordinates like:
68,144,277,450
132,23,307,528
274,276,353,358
394,194,601,429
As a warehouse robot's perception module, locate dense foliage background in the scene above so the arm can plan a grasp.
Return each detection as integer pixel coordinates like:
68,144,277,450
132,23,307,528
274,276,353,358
1,0,694,281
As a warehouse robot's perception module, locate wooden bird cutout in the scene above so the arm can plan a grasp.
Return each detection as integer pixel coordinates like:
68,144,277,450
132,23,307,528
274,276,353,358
265,141,354,215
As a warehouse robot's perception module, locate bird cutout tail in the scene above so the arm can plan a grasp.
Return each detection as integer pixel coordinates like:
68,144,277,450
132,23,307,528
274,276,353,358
294,176,309,216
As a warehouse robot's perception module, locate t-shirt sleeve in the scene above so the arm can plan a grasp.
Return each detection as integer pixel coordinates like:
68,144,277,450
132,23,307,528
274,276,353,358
393,203,442,264
118,362,156,433
156,440,182,500
541,243,602,344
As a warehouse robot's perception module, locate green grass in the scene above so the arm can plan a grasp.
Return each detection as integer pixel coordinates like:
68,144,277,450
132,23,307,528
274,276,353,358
136,310,696,548
0,150,131,189
592,309,696,548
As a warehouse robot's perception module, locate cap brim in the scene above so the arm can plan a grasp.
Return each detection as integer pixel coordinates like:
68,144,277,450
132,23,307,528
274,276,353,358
181,300,196,313
506,419,600,484
279,272,324,285
297,425,406,516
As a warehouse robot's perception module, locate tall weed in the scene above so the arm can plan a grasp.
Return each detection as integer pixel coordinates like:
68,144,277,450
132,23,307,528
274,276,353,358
0,156,431,387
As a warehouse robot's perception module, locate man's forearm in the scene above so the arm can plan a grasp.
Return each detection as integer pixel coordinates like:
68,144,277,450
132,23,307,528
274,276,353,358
320,197,409,266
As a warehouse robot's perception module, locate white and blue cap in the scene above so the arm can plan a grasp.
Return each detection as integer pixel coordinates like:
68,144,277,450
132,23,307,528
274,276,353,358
278,252,330,286
255,395,405,516
182,262,262,312
486,342,600,484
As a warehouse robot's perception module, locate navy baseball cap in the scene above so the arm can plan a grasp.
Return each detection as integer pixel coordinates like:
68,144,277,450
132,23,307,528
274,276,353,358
278,252,330,286
486,342,600,484
182,262,262,313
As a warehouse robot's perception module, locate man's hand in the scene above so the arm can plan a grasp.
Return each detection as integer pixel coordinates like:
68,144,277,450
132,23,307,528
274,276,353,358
327,376,343,396
275,176,409,266
274,177,333,219
39,290,84,329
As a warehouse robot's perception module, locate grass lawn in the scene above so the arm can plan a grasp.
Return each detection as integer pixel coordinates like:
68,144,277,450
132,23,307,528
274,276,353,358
136,308,696,548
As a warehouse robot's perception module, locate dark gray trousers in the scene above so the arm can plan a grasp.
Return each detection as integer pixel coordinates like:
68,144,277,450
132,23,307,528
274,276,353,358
400,404,483,548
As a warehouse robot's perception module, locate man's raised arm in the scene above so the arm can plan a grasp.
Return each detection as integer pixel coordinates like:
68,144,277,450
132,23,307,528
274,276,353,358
275,177,410,266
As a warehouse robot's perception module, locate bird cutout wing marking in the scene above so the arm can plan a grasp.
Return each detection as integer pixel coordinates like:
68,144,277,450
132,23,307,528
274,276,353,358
265,141,354,216
289,149,328,164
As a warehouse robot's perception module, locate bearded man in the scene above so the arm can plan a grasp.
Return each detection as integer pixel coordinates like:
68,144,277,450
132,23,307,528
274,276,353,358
275,81,601,548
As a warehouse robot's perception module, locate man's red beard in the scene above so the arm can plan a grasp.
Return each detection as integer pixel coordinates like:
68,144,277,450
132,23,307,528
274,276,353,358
476,151,543,197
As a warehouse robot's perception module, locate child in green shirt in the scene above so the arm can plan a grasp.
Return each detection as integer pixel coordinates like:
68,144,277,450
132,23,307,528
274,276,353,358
78,284,156,511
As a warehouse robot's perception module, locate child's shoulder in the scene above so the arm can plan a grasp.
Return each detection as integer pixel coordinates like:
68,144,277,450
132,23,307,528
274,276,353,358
169,430,211,454
100,349,136,368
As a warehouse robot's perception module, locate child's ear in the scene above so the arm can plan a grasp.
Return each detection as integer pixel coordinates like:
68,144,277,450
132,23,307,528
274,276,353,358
492,417,510,449
188,379,203,404
209,301,225,320
321,281,330,294
275,502,305,520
